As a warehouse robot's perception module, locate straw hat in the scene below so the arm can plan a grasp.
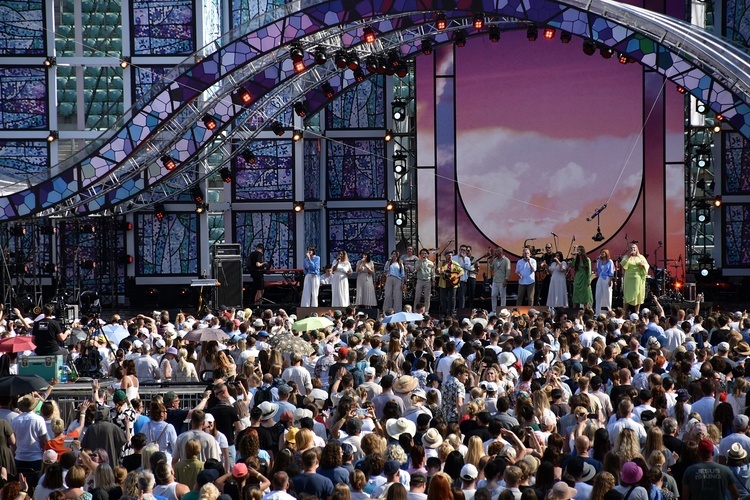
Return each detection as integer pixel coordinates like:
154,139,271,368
421,428,443,449
385,417,417,439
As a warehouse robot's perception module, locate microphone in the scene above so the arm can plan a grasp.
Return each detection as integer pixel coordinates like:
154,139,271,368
658,241,663,246
586,204,608,221
551,232,558,237
572,235,576,241
528,238,536,241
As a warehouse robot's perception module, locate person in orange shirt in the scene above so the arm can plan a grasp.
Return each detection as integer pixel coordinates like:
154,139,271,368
45,400,90,456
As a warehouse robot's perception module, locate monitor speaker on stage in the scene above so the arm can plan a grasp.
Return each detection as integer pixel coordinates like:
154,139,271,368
213,258,243,309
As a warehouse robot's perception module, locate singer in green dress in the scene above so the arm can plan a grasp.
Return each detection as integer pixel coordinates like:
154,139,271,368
572,245,593,308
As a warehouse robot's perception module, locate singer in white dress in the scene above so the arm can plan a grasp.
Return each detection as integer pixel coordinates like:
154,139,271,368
331,251,353,307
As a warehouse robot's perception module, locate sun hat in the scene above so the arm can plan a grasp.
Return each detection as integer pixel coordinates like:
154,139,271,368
285,426,298,443
386,417,417,439
460,464,478,481
498,352,516,367
393,375,419,394
421,428,443,449
231,463,248,478
549,482,578,500
621,462,643,485
498,309,511,319
735,341,750,356
257,401,279,421
729,442,748,461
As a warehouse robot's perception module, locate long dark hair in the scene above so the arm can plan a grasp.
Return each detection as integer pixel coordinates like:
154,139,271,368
575,246,590,272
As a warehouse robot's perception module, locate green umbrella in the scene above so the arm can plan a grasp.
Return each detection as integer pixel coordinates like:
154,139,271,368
291,316,334,332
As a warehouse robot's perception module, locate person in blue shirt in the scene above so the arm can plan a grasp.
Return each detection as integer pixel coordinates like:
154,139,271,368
301,246,321,307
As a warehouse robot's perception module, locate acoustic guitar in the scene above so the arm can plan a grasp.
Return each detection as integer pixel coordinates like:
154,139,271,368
441,267,461,287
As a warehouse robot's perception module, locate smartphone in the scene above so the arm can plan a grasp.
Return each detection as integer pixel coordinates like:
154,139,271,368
356,408,368,416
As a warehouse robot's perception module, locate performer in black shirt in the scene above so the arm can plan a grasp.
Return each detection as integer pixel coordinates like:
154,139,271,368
247,243,268,304
32,303,69,355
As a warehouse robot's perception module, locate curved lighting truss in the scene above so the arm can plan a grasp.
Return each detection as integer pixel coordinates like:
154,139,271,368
1,0,749,221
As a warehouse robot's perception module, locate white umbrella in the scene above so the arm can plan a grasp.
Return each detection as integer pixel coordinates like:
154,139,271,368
381,312,424,324
101,324,129,344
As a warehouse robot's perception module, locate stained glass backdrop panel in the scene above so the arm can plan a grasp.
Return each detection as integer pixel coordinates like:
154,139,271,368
136,213,199,275
327,139,385,200
326,76,385,129
304,138,320,200
234,211,295,269
132,0,195,55
327,209,386,265
724,204,750,267
0,140,47,182
235,139,293,201
0,1,44,55
724,131,750,194
0,67,47,129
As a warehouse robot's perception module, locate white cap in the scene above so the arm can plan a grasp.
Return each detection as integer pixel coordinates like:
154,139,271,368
460,464,478,481
630,313,639,321
718,342,730,352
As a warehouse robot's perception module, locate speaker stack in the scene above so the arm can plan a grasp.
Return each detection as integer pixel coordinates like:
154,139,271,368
212,244,243,309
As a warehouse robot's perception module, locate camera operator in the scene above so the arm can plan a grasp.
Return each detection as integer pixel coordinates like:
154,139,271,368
32,303,70,356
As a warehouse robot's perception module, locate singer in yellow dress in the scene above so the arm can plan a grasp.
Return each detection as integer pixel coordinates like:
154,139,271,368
620,243,650,312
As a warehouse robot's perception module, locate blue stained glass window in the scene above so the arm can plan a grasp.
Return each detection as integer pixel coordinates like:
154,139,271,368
304,138,320,200
134,66,174,100
0,1,44,55
724,131,750,194
230,0,285,30
132,0,195,55
235,139,293,201
328,209,386,265
327,139,385,199
326,76,385,129
725,0,750,49
234,211,295,269
0,67,47,129
0,140,47,182
724,204,750,267
136,213,198,275
305,210,320,251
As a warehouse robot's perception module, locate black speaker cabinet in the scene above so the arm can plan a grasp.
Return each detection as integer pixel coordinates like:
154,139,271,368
213,258,243,309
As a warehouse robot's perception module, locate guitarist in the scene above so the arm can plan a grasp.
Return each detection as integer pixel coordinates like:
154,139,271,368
438,249,464,317
537,244,555,306
247,243,268,305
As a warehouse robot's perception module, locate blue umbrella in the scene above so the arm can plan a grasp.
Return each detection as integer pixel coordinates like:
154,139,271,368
101,324,129,344
381,312,424,324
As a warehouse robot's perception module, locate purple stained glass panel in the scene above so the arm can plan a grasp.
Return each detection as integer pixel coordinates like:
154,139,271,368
723,204,750,267
134,66,174,101
726,0,750,49
327,139,385,200
0,140,47,182
326,76,385,129
235,139,293,201
136,212,198,275
0,1,44,55
328,209,386,265
132,0,195,56
230,0,284,28
304,138,320,200
234,211,295,269
0,67,47,129
724,131,750,194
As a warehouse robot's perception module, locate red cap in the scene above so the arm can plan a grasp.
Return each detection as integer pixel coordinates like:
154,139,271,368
698,438,714,455
338,346,349,357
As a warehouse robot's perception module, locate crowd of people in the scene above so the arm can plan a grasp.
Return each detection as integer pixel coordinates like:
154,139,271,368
0,292,749,500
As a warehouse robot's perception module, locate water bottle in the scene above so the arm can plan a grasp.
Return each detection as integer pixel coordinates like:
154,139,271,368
60,364,69,383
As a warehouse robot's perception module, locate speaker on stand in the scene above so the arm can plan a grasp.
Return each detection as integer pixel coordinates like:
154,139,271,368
212,257,243,309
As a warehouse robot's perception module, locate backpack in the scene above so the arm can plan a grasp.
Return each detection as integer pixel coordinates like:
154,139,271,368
253,385,274,406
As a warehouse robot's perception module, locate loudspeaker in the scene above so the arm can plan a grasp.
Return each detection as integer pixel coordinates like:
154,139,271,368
213,258,243,309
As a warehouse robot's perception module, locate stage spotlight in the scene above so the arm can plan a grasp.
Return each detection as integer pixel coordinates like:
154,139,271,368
385,200,395,211
293,101,308,117
713,196,722,207
377,57,388,75
347,53,360,71
560,31,571,43
366,56,378,73
473,14,484,30
421,39,434,54
233,87,252,105
80,291,100,313
582,39,597,55
41,225,57,235
700,268,710,277
353,67,365,82
314,49,327,65
195,202,207,214
292,129,303,142
489,26,500,43
191,186,205,203
696,101,707,114
697,209,709,223
363,26,376,43
290,44,305,72
716,114,724,122
11,263,29,275
80,259,97,270
392,100,406,122
543,27,555,39
334,50,348,69
697,156,708,168
395,66,408,78
618,52,629,64
161,155,177,171
44,56,56,67
600,46,614,58
147,288,159,297
43,263,58,273
202,114,218,130
293,201,305,212
527,25,538,41
11,226,26,237
119,221,133,231
120,254,134,265
385,129,393,142
676,85,687,94
453,30,467,47
435,12,447,30
394,162,405,176
47,131,58,142
79,224,96,234
154,202,166,220
241,149,256,164
387,51,402,69
321,82,335,99
712,122,721,133
220,167,233,183
272,122,285,136
395,214,406,226
120,56,130,69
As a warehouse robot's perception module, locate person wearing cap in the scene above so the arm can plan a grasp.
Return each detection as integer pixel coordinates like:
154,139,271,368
281,353,313,397
718,414,750,465
682,438,740,500
371,459,403,497
438,249,463,316
164,389,211,435
360,366,382,401
402,389,432,425
407,471,428,500
456,464,477,499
